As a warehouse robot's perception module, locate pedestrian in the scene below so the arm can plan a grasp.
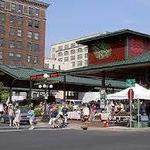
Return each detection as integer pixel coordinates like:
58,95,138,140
49,106,58,128
13,105,21,129
8,103,14,126
28,107,35,130
62,103,68,126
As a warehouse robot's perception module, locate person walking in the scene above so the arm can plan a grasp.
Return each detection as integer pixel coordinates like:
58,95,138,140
28,107,35,130
8,103,14,126
62,104,68,127
13,105,21,129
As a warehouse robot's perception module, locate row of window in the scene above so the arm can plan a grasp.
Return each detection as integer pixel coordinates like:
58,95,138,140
58,53,87,62
57,54,88,62
0,51,38,64
71,60,88,67
57,47,88,57
0,0,40,17
0,13,40,29
0,39,39,51
52,42,85,51
0,25,39,40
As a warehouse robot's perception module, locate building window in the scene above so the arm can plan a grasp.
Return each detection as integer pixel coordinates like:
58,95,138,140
0,38,4,47
27,31,32,38
84,53,88,58
71,43,75,48
0,51,2,59
28,19,33,27
64,57,69,62
11,3,16,12
35,8,39,17
34,44,39,51
34,33,39,40
10,15,15,24
77,54,82,60
72,62,75,67
84,47,88,52
58,52,63,57
16,41,23,49
77,61,82,67
64,51,69,56
27,42,32,51
17,4,23,14
34,20,39,28
58,58,63,62
58,65,61,70
33,56,38,64
0,0,5,10
9,52,14,57
10,27,15,36
16,54,21,59
0,25,5,34
0,13,5,25
9,41,15,48
17,29,22,37
84,60,88,66
71,49,75,54
29,7,34,16
77,48,83,53
64,44,69,49
17,16,23,26
70,55,75,61
27,55,31,62
52,64,55,69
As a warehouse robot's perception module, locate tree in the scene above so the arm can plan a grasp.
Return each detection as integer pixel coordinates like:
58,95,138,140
0,82,10,103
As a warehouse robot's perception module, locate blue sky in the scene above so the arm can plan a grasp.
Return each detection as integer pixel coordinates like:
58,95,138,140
43,0,150,56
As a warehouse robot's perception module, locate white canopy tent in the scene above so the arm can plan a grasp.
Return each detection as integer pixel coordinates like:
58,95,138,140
82,92,100,103
107,83,150,128
107,83,150,100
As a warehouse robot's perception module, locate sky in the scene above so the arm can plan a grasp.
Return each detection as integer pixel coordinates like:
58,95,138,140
43,0,150,57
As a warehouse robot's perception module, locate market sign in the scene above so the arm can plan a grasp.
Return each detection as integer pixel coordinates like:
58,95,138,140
31,72,61,80
92,42,112,60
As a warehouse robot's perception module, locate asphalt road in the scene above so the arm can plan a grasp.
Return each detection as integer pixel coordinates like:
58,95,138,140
0,129,150,150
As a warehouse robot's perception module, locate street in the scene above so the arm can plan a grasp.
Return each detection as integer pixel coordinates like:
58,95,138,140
0,129,150,150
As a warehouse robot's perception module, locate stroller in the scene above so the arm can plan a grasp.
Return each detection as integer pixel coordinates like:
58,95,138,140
49,113,65,128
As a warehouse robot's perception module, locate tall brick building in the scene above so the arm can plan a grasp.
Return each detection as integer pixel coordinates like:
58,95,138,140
0,0,49,68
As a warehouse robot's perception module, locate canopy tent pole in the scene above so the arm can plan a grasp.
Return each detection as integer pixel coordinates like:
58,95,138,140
137,99,140,128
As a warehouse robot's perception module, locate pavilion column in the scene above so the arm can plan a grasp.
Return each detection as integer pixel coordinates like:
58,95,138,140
102,71,106,89
9,78,16,103
63,75,66,101
144,70,149,83
29,77,32,104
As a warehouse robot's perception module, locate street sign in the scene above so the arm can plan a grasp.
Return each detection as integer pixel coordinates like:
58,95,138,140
126,79,136,87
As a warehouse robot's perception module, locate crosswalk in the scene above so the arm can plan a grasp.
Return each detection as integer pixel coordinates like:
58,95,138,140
0,126,71,132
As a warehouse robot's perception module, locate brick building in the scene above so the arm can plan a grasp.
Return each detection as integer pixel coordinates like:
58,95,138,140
0,0,49,68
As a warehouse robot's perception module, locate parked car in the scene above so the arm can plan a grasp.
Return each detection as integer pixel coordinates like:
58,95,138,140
20,108,30,125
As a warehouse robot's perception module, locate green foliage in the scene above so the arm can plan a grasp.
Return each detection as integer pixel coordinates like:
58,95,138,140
34,105,43,117
0,82,10,103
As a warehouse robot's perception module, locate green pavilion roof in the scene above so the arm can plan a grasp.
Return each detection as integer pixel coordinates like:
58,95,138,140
0,64,57,80
0,64,126,88
47,75,126,89
77,29,150,45
65,51,150,75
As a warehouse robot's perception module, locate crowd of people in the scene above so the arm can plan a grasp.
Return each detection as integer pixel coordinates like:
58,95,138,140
0,103,35,130
1,99,150,129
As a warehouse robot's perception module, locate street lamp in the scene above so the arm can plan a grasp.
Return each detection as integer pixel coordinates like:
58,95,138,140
38,73,53,122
